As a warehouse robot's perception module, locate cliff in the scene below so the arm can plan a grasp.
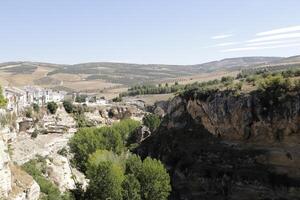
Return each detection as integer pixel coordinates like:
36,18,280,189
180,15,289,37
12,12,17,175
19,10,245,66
137,89,300,200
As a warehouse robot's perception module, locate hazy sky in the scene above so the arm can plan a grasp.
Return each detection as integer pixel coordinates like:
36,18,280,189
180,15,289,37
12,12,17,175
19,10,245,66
0,0,300,64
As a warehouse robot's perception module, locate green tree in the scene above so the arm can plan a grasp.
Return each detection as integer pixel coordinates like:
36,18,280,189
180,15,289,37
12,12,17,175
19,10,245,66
0,85,7,108
142,114,161,132
47,102,58,114
122,174,141,200
63,100,74,113
86,161,124,200
69,128,106,171
138,157,171,200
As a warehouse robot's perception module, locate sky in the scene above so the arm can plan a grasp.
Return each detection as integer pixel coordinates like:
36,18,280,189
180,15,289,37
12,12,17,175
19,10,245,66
0,0,300,65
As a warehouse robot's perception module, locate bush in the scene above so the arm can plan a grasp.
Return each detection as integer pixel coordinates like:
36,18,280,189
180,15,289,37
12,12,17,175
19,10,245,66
142,114,161,132
47,102,58,114
112,96,122,102
25,108,33,118
31,129,39,139
257,74,292,92
73,114,94,128
75,94,87,103
221,76,234,86
33,103,40,113
63,101,74,113
57,147,68,157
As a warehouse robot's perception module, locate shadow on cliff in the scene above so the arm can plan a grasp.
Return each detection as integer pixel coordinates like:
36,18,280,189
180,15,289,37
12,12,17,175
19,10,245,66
135,120,300,200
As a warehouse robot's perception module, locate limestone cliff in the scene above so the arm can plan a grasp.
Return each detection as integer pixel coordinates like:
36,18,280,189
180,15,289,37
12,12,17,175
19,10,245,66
138,90,300,200
0,136,11,198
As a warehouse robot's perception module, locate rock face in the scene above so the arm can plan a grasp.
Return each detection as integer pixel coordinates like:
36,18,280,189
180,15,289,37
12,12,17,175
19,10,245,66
11,133,74,165
0,136,12,198
184,91,300,144
46,154,76,192
138,91,300,200
9,164,40,200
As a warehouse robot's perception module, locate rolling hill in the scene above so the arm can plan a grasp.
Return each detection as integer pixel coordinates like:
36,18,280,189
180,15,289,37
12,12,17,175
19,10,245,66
0,56,298,92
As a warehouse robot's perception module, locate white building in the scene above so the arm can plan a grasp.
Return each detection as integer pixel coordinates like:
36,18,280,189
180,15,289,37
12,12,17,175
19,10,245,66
4,87,27,113
23,86,66,105
3,86,66,113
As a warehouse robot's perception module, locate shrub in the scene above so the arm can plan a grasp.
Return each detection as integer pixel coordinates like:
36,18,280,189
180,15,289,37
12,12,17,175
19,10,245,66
221,76,234,85
75,94,87,103
112,96,122,102
57,147,68,157
33,103,40,113
47,102,58,114
257,74,292,92
73,114,94,128
31,129,39,139
63,101,74,113
25,108,33,118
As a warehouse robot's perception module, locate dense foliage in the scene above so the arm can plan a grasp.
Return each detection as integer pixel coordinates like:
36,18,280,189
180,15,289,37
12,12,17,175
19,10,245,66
85,151,171,200
69,119,141,171
47,102,58,114
69,119,171,200
120,83,183,97
142,114,161,132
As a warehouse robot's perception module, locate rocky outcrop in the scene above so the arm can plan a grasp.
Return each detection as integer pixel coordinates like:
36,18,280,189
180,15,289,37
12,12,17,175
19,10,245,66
9,164,40,200
138,90,300,200
41,107,76,134
46,154,88,192
11,133,74,165
0,136,12,198
46,154,76,192
184,91,300,144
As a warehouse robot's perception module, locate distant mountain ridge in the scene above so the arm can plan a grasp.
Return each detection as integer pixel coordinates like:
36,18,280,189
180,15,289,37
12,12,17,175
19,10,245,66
0,55,298,91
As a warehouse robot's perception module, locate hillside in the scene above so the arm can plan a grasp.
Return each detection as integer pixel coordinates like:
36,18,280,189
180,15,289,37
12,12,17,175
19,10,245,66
137,72,300,199
0,56,298,93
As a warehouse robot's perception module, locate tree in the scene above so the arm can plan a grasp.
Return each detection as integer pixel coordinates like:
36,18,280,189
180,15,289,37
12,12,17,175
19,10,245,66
142,114,161,132
138,158,171,200
122,174,141,200
0,86,7,108
86,161,124,200
63,100,74,113
69,128,106,171
47,102,58,114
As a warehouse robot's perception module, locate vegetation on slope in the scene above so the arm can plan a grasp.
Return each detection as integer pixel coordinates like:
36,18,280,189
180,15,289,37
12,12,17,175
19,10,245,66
22,156,73,200
69,119,171,200
0,85,7,108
